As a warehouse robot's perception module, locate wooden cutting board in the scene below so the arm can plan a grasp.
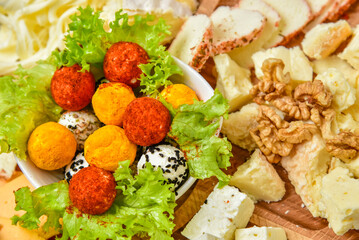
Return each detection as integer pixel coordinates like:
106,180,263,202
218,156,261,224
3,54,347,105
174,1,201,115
171,1,359,239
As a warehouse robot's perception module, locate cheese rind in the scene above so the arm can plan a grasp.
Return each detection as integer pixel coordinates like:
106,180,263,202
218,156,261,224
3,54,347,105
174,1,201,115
320,167,359,235
182,185,255,240
235,226,287,240
229,149,286,202
214,54,253,112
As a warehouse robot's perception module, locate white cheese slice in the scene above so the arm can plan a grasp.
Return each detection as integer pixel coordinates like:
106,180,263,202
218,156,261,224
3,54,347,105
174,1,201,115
235,226,287,240
320,167,359,235
214,54,253,112
182,185,255,240
0,152,17,179
229,149,286,202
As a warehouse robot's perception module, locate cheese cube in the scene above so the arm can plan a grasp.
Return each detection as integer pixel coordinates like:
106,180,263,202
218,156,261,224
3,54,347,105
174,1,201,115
229,149,285,202
302,20,352,59
0,152,17,179
339,25,359,71
221,103,259,151
315,68,356,112
320,167,359,235
235,226,287,240
281,134,331,217
252,46,313,87
182,185,255,240
214,54,253,112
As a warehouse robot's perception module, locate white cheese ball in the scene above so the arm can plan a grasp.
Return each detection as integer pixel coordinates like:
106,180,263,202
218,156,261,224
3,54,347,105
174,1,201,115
137,144,189,193
58,110,102,151
64,152,89,182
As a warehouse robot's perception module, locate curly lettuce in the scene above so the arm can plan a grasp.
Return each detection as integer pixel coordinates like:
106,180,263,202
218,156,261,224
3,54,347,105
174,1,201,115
0,62,62,159
12,161,176,240
50,6,182,96
166,89,233,187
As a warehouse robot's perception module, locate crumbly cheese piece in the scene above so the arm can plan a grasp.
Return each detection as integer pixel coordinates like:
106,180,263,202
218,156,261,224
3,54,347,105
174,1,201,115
281,134,331,217
0,152,17,179
302,20,352,60
169,14,212,71
339,25,359,71
221,103,259,151
182,185,255,240
235,226,287,240
229,0,282,68
312,56,359,89
214,54,253,112
262,0,313,45
229,149,286,202
315,68,356,112
252,46,313,87
210,6,266,55
335,112,359,135
320,167,359,235
331,156,359,179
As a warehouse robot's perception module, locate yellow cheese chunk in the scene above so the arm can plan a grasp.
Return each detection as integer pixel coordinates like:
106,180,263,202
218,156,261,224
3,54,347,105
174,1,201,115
0,217,45,240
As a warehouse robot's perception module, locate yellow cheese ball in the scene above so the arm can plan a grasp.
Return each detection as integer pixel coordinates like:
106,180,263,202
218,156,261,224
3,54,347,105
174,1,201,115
27,122,77,170
92,82,136,126
161,84,199,108
84,125,137,171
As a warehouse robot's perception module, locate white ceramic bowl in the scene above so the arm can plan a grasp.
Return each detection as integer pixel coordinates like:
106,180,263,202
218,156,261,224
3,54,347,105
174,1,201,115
16,56,215,200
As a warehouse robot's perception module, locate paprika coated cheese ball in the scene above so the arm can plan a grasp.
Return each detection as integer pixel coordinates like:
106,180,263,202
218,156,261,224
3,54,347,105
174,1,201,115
123,97,171,146
92,82,136,126
103,41,149,88
161,84,199,108
51,64,95,111
84,125,137,171
69,166,116,215
27,122,77,170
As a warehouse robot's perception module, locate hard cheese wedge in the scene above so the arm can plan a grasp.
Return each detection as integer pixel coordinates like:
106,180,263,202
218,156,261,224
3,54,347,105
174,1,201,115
235,226,287,240
182,185,254,240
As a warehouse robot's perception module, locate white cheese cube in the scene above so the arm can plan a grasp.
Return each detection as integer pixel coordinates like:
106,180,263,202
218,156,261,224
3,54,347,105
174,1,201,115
302,20,352,59
235,226,287,240
214,54,253,112
182,185,255,240
339,25,359,71
315,68,356,112
221,103,259,151
252,46,313,87
320,167,359,235
229,149,285,202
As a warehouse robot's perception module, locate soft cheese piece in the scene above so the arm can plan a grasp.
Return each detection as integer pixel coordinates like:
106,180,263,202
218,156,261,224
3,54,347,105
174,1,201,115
315,68,356,112
302,20,352,60
168,14,212,71
312,56,359,89
229,149,286,202
210,6,266,55
262,0,313,45
0,152,17,179
332,156,359,179
320,167,359,235
235,226,287,240
221,103,259,151
229,0,282,68
214,54,253,112
182,185,255,240
252,46,313,87
339,25,359,72
281,134,331,217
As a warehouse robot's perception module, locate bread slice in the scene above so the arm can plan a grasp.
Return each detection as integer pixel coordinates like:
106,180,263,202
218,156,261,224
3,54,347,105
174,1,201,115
168,14,212,71
262,0,313,45
210,6,266,55
228,0,282,68
302,20,352,59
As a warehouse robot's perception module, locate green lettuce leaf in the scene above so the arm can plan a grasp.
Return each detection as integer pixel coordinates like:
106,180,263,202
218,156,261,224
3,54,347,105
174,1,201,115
168,89,232,187
12,161,176,240
50,6,182,95
0,62,62,159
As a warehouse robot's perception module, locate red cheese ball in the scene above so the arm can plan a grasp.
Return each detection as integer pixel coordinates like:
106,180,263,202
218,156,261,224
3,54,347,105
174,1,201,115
123,97,171,146
103,41,149,88
69,166,117,215
51,64,95,111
